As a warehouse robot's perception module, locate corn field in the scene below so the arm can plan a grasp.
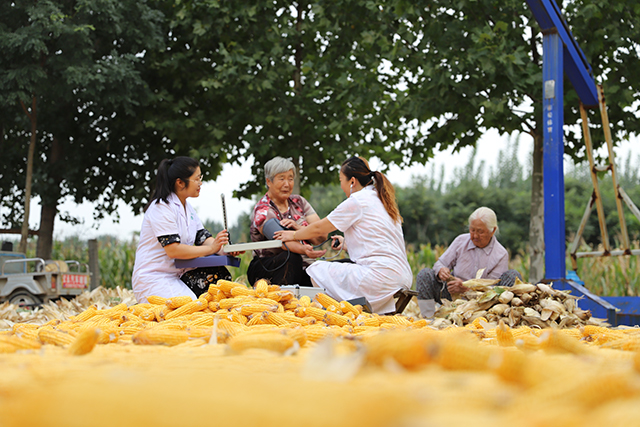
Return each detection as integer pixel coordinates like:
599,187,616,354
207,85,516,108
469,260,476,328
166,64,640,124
12,237,640,296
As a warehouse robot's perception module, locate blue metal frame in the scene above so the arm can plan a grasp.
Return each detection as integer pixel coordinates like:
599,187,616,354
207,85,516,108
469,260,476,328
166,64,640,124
542,32,566,280
525,0,599,281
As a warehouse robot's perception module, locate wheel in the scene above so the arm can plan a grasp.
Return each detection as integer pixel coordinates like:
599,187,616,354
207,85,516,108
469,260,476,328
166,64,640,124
8,290,42,307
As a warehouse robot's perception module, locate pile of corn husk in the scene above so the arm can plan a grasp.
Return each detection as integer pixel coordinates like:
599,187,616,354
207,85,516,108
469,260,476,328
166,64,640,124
0,286,135,330
432,280,608,329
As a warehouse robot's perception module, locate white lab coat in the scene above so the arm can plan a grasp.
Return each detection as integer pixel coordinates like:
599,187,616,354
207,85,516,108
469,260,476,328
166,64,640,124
306,186,412,313
132,193,202,303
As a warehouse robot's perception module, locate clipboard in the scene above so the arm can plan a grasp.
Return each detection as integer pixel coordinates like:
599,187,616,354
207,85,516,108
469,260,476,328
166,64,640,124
219,194,284,253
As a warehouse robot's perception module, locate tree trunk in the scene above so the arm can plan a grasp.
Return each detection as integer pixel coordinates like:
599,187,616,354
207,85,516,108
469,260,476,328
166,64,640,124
19,96,37,254
36,136,64,259
529,131,545,283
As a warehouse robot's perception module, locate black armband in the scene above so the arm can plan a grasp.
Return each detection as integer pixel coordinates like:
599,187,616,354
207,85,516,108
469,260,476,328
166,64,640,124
195,229,213,246
158,234,181,247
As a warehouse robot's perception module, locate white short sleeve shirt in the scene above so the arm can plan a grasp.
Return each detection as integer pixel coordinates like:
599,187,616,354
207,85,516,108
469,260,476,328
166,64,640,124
132,193,204,303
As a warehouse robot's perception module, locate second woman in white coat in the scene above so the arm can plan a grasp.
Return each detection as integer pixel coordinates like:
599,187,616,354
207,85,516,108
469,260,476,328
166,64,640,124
275,156,412,314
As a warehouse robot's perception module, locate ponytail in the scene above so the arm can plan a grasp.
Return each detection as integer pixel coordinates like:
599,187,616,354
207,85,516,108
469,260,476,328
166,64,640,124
144,157,199,212
341,156,402,223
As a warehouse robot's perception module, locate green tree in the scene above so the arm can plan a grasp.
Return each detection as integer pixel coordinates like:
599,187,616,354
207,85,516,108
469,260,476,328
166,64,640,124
387,0,640,281
0,0,172,257
151,0,419,199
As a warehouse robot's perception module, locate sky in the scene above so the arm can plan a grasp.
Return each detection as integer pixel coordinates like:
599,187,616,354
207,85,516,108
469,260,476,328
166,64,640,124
5,128,640,242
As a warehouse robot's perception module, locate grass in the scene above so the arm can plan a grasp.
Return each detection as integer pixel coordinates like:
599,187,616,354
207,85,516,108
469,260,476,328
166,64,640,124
11,236,640,297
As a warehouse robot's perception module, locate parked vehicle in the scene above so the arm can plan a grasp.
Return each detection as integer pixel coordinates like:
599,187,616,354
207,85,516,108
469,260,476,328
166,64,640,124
0,250,90,306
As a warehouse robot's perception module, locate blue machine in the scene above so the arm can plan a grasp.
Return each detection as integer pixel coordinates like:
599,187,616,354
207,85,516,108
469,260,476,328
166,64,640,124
526,0,639,326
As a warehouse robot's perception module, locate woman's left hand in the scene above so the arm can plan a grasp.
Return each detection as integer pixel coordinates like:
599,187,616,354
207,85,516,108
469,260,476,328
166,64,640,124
274,230,296,241
279,218,300,230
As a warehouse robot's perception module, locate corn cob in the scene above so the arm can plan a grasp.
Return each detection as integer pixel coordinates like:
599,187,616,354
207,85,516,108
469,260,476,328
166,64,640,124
230,286,255,298
496,320,515,347
222,311,248,325
187,314,215,328
227,331,296,354
216,319,248,337
38,327,76,347
491,348,528,385
365,330,434,368
380,315,411,326
297,306,327,322
238,303,278,316
303,326,338,342
165,296,193,309
119,324,146,335
0,343,18,354
199,292,213,302
12,324,39,341
164,298,208,320
217,279,247,296
298,296,312,307
283,301,299,311
100,303,128,317
70,305,99,322
155,306,173,322
323,311,351,327
263,312,290,327
68,328,100,355
315,293,341,310
340,300,360,317
408,319,429,329
540,329,591,355
147,295,167,305
247,314,270,326
97,327,119,344
132,328,189,346
139,308,157,322
186,327,214,340
218,297,252,310
435,333,494,371
267,284,281,292
254,279,269,298
208,301,221,312
356,315,381,327
284,327,307,346
0,335,42,351
128,303,153,316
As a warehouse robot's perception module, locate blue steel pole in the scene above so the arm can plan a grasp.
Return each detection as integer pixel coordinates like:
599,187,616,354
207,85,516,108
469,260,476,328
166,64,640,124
542,31,566,280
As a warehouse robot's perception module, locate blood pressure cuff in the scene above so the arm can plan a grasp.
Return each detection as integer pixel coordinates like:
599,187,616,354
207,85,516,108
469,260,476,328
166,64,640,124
262,218,288,240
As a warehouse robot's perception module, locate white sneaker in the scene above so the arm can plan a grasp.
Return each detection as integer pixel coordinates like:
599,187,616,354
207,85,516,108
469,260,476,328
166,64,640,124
418,299,436,319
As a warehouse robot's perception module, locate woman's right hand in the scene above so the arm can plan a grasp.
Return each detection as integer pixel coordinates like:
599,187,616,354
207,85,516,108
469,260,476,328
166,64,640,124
303,244,326,259
212,230,230,254
437,267,451,282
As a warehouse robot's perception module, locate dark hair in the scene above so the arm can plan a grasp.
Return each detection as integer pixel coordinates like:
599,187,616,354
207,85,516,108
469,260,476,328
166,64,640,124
341,156,402,223
144,157,199,212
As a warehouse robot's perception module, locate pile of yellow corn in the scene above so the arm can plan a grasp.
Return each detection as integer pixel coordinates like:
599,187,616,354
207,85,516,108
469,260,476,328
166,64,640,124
2,279,640,426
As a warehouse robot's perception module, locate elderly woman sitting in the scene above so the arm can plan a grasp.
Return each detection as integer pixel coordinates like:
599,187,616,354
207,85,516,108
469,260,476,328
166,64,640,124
247,156,326,286
416,206,522,318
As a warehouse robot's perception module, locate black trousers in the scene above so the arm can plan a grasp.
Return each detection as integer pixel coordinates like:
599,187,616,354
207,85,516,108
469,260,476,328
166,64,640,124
247,251,312,287
180,266,231,298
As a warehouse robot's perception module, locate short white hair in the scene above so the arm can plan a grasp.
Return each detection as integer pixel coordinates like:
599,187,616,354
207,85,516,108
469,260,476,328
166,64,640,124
264,156,296,183
469,207,499,235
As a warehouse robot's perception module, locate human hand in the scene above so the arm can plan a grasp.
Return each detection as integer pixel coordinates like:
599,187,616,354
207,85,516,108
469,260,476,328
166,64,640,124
304,245,327,259
446,277,468,294
274,230,296,242
279,219,300,230
330,235,344,250
437,267,451,282
212,230,230,253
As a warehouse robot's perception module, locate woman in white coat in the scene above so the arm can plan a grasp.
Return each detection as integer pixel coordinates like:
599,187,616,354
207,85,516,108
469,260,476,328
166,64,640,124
275,156,412,314
132,157,232,303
